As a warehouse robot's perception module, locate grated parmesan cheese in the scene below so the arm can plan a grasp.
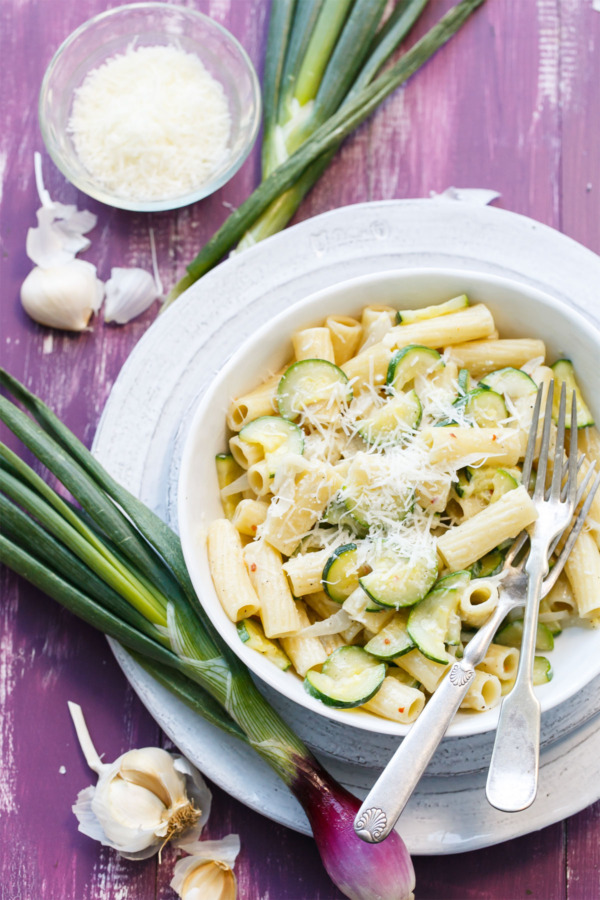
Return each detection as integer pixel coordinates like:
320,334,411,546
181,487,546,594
68,45,231,201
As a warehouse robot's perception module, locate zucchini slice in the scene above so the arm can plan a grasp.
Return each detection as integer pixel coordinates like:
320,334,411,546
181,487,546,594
277,359,352,421
304,645,386,708
386,344,444,392
503,656,554,695
364,611,414,660
239,415,304,457
433,570,471,593
321,496,368,537
237,618,291,671
322,543,360,603
470,548,505,578
495,618,555,652
454,467,472,498
396,294,469,325
457,368,472,395
359,548,438,609
446,611,462,647
455,387,508,426
533,656,553,684
387,667,421,689
358,390,422,445
463,466,519,501
407,586,460,664
550,360,594,428
479,366,537,400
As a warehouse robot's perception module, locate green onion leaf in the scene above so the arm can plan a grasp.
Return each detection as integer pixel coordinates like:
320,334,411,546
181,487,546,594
167,0,486,302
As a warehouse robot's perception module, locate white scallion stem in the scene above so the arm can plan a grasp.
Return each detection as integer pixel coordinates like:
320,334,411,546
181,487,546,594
33,152,53,209
68,701,104,774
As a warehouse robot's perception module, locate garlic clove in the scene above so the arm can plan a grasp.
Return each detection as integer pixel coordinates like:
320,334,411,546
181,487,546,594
171,835,240,900
174,859,236,900
105,773,169,832
118,747,188,809
103,267,160,324
20,260,104,331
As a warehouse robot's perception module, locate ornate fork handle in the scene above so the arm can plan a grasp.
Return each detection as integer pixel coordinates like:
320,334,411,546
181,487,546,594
354,588,519,843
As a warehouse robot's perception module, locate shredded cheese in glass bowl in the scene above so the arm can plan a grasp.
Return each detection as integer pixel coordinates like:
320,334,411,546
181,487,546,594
39,3,261,212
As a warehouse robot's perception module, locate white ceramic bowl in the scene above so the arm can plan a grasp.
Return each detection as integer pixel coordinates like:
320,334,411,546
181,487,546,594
178,268,600,738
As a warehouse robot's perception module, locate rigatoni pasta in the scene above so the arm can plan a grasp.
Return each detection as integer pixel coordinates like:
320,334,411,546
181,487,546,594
206,291,596,723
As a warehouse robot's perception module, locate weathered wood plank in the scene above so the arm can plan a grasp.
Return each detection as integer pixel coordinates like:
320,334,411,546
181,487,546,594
560,0,600,254
1,0,599,898
414,822,567,900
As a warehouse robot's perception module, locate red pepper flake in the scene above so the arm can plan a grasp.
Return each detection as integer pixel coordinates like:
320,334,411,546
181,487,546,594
384,638,391,645
251,524,257,532
492,434,497,442
250,563,257,572
398,707,405,714
450,432,457,439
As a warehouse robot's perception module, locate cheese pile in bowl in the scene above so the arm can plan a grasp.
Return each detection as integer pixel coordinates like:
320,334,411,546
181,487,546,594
68,45,231,203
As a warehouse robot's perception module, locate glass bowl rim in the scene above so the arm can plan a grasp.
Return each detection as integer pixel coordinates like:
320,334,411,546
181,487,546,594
38,1,262,212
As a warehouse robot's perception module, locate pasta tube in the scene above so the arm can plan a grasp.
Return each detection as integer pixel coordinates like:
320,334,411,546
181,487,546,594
362,676,425,724
260,462,343,556
421,426,526,467
449,339,546,377
564,531,600,621
438,485,538,570
243,539,301,638
292,327,335,362
280,601,328,676
207,519,260,622
326,315,362,365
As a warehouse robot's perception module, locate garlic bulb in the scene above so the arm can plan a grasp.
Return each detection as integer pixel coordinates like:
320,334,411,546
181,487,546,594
171,835,240,900
104,267,160,324
21,260,104,331
69,702,211,860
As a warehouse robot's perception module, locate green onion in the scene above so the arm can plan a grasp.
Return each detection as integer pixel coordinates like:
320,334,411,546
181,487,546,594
165,0,485,305
0,369,416,898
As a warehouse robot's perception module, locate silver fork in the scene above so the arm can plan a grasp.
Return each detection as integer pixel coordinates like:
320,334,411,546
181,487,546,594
353,388,597,844
485,383,579,811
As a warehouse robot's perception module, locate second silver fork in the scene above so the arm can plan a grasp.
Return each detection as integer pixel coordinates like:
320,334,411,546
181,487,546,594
485,383,579,812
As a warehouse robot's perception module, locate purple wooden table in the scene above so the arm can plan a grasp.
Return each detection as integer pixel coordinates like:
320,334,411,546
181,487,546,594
1,1,599,898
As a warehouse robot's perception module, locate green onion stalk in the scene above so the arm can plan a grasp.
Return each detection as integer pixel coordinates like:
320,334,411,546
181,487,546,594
0,368,414,900
165,0,485,306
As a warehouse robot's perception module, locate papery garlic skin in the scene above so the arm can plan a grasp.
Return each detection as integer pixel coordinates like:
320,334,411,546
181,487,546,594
26,202,97,268
104,267,160,324
171,835,240,900
20,260,104,331
73,748,212,860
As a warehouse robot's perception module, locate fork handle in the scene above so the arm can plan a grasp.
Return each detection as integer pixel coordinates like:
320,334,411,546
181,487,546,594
485,565,545,812
354,597,513,844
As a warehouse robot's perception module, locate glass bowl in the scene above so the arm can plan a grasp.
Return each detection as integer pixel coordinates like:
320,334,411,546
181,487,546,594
39,2,262,212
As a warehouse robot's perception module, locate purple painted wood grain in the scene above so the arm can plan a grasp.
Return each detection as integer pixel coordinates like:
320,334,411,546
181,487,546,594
1,0,599,899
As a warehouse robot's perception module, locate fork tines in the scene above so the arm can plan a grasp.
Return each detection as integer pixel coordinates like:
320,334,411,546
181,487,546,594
527,381,579,508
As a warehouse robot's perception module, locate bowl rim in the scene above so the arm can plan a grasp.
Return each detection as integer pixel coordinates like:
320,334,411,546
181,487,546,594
178,266,600,738
38,1,262,212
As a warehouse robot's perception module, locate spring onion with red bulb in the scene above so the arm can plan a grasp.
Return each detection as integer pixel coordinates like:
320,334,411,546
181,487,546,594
0,369,414,899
